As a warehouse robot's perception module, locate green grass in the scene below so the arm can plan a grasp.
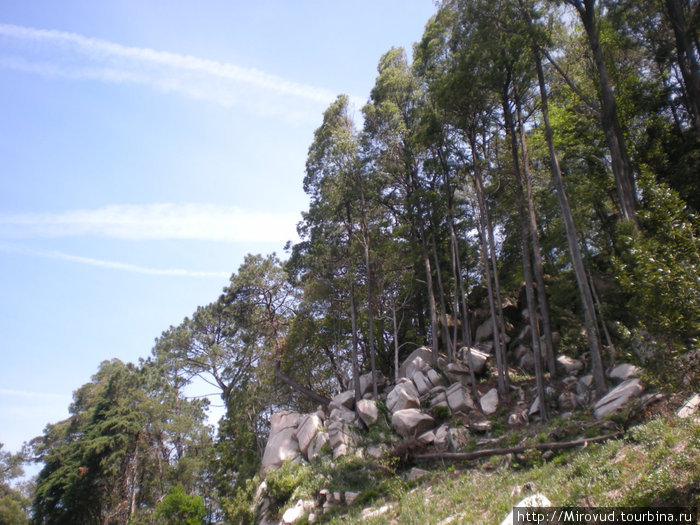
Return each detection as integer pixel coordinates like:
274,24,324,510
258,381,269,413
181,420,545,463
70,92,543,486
311,415,700,524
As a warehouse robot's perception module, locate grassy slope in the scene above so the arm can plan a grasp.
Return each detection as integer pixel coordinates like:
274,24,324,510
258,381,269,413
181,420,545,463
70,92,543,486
268,402,699,525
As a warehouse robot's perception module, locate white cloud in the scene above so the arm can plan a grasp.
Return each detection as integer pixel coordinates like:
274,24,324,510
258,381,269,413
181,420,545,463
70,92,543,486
0,203,300,243
0,23,364,119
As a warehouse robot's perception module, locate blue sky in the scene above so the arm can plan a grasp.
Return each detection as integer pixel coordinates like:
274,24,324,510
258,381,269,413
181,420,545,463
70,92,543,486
0,1,437,455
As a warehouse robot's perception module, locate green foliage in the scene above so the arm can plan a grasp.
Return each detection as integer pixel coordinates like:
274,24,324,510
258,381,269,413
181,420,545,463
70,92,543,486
154,484,206,525
614,171,700,389
220,475,259,525
264,461,311,513
432,405,450,421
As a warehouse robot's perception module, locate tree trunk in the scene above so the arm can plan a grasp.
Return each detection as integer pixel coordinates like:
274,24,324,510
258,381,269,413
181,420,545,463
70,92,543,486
514,83,556,377
573,0,638,225
432,235,454,362
420,224,441,366
503,81,548,421
349,281,362,403
469,135,509,396
524,17,608,396
665,0,700,138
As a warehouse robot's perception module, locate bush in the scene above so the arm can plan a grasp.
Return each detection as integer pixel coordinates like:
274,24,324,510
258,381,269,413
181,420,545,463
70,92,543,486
154,484,206,525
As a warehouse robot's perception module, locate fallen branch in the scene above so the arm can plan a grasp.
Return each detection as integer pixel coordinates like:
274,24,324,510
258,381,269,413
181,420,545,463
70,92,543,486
413,431,623,462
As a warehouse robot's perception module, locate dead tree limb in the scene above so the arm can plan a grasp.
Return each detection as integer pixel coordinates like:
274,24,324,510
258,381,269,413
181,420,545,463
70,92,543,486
413,432,623,462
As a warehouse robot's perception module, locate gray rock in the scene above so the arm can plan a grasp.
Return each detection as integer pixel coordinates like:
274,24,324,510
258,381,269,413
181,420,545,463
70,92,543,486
557,355,584,375
499,494,552,525
357,371,386,397
433,423,449,451
282,499,314,524
412,370,433,396
329,390,355,411
295,414,322,458
426,368,444,387
308,431,329,460
430,391,447,408
447,426,470,452
345,491,360,505
475,318,494,342
356,399,378,427
609,363,641,383
407,467,430,482
391,408,436,438
417,430,435,444
261,427,300,472
593,378,644,419
386,381,420,413
399,347,434,378
577,374,593,395
480,388,499,415
677,393,700,419
458,347,490,375
519,351,535,374
329,406,356,424
269,410,302,436
445,382,475,414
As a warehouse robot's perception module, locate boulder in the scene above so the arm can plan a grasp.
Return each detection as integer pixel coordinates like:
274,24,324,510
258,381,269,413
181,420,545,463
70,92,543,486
445,362,471,386
430,391,448,408
417,430,436,444
329,390,355,411
433,423,449,451
407,467,430,482
261,427,299,472
609,363,641,383
519,351,535,374
677,393,700,419
295,414,322,458
399,347,434,378
447,426,470,452
329,406,356,424
480,388,499,415
282,499,314,524
269,410,301,436
577,374,593,396
426,368,444,387
405,356,429,379
593,378,644,419
557,355,584,375
357,371,385,397
386,381,420,413
356,399,378,427
475,318,493,342
445,383,475,414
412,370,433,396
391,408,436,438
458,347,490,375
308,431,329,460
499,494,551,525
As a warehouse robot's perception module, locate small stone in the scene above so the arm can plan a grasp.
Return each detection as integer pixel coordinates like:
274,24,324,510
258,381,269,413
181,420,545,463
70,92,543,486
609,363,641,383
407,467,430,482
345,491,360,505
677,393,700,419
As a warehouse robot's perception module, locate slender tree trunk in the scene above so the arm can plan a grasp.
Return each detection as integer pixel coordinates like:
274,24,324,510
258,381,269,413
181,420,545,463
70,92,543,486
514,83,556,377
360,189,378,398
571,0,637,225
420,226,441,365
524,18,608,396
432,235,454,361
469,135,509,396
392,297,400,382
665,0,700,137
349,281,362,403
503,83,548,421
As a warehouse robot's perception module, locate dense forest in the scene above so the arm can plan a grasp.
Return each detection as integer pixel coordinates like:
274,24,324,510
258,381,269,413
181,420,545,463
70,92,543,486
2,0,699,522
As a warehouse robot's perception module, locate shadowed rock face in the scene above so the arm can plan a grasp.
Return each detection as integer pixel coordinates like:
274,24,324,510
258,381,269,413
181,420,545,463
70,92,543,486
391,408,436,438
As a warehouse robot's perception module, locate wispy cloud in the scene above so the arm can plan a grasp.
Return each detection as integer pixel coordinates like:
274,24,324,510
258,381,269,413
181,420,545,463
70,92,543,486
0,203,300,243
0,23,363,119
0,243,230,278
0,388,70,402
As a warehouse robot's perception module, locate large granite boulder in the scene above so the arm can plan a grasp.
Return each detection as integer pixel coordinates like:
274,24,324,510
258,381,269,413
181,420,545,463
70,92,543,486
329,390,355,411
458,347,490,375
593,378,644,419
391,408,436,438
412,370,433,396
399,347,435,378
356,399,378,427
261,427,300,472
445,383,474,414
386,380,420,413
295,414,322,459
269,410,301,436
